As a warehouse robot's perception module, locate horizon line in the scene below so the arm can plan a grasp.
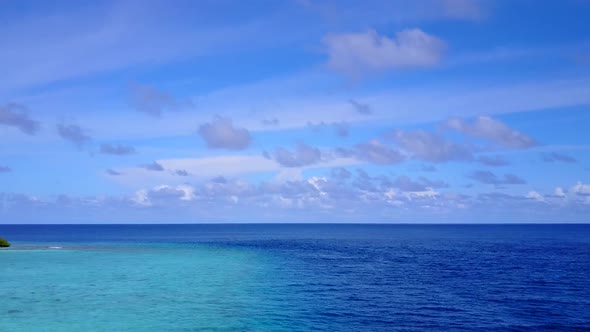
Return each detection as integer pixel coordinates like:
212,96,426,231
2,222,589,226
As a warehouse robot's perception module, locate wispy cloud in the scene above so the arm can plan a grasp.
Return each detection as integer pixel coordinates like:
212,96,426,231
107,154,361,189
31,76,590,142
105,169,123,176
130,83,192,117
139,161,165,172
447,116,536,149
324,29,446,76
0,1,303,92
467,170,526,186
299,0,486,25
440,0,485,20
100,143,137,156
270,142,322,167
308,121,350,137
477,155,509,167
261,118,280,126
346,140,405,165
541,152,577,163
57,122,92,148
420,164,437,172
172,169,190,176
349,99,372,115
0,103,40,135
391,129,472,162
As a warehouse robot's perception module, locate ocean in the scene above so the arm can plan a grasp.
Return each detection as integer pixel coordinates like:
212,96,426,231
1,224,589,331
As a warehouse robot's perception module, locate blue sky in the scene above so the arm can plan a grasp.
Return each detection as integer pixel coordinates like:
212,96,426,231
1,0,589,223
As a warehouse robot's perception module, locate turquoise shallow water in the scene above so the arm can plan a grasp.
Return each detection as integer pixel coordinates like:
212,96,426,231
2,245,291,331
2,224,590,331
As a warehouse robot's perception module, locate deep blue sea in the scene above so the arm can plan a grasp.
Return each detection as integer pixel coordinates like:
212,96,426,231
1,224,590,331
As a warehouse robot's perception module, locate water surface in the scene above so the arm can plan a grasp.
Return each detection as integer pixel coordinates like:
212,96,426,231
1,224,589,331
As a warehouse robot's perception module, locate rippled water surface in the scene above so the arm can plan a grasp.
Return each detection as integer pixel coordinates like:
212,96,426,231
1,224,589,331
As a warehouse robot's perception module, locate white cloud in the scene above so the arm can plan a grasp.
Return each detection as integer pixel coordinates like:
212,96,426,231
572,182,590,196
131,189,150,206
132,184,197,207
404,188,440,200
168,184,196,201
324,29,446,76
271,142,322,167
526,191,544,202
4,179,590,223
554,187,566,197
307,176,329,199
198,116,252,150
